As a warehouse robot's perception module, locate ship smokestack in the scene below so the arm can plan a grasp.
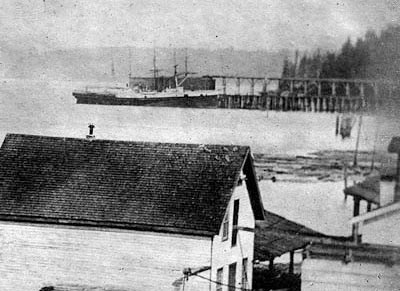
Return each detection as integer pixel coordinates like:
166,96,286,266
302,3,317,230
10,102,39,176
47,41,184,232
87,124,95,139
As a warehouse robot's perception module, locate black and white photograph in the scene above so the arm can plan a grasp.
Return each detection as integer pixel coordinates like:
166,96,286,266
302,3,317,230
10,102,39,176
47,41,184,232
0,1,400,290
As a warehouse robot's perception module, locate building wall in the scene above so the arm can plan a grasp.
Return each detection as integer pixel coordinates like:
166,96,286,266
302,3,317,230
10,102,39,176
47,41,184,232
0,221,212,291
361,210,400,245
177,269,211,291
210,182,256,291
302,258,400,291
380,180,395,206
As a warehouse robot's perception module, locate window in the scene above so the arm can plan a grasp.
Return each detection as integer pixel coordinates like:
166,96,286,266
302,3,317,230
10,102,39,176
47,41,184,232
216,267,223,291
228,263,236,291
242,258,248,290
222,210,229,241
232,199,239,246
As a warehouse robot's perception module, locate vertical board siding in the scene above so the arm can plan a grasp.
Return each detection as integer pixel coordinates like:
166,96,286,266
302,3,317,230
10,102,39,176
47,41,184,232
0,222,211,291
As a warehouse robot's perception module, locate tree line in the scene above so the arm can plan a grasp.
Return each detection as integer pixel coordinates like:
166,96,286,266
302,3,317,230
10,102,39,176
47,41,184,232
282,25,400,81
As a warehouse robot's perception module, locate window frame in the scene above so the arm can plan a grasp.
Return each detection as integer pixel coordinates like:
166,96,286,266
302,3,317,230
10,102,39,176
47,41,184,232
216,267,224,291
228,262,237,291
222,209,229,241
232,199,240,247
241,258,248,290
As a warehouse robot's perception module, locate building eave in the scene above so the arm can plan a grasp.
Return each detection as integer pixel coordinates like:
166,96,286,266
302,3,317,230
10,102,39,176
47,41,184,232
350,201,400,225
0,214,216,238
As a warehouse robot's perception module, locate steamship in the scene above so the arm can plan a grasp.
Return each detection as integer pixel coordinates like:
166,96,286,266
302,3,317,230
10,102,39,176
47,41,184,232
72,77,219,108
73,51,220,108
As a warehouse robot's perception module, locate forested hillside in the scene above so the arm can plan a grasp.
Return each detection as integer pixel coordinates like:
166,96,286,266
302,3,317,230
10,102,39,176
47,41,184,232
282,25,400,81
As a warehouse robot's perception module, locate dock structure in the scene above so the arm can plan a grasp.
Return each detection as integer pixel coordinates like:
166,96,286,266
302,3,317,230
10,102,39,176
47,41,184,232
215,76,399,113
205,75,267,97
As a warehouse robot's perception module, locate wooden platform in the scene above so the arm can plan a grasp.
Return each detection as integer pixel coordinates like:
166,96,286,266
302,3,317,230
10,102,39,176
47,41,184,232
218,94,372,113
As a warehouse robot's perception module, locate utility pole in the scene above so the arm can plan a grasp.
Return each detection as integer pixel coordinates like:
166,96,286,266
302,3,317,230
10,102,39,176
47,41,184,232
353,115,363,167
185,48,188,76
173,49,178,87
128,47,132,77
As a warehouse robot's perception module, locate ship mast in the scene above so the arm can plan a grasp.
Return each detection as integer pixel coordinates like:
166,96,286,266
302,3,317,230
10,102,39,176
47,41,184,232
150,47,162,91
128,47,132,78
111,55,115,78
176,49,196,87
173,49,178,88
184,48,188,76
153,48,157,90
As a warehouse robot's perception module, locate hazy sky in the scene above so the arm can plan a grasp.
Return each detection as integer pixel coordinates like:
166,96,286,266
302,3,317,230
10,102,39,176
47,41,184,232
1,0,399,52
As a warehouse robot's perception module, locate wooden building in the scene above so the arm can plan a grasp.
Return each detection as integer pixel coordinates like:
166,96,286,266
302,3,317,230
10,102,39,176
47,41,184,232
349,136,400,246
0,133,265,291
2,133,399,291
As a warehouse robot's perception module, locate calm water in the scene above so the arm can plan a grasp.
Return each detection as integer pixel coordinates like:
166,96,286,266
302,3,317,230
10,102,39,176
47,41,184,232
1,78,398,236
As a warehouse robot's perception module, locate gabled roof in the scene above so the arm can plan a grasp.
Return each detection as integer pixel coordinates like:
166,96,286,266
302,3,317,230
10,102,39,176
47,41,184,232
0,133,263,236
254,210,325,260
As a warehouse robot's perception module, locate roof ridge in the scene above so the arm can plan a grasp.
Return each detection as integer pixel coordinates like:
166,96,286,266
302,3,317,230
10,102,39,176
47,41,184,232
4,133,250,149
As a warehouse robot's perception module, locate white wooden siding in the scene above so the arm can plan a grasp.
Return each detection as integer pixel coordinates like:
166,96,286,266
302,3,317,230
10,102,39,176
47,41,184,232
302,258,400,291
0,222,211,291
361,210,400,245
211,183,255,291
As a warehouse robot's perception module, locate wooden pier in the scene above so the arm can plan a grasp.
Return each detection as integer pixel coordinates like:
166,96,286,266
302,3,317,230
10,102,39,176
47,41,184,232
218,93,365,112
215,77,398,113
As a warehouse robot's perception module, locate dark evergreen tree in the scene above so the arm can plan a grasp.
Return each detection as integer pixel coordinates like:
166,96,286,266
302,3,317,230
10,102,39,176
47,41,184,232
298,53,308,77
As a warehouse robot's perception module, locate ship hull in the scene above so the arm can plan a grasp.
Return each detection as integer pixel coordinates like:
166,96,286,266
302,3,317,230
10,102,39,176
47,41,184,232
73,92,220,108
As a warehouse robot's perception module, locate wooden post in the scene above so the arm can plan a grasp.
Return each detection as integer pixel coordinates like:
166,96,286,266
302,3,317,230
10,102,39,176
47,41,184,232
352,197,361,242
335,115,339,136
236,78,241,95
304,81,308,95
289,251,294,274
317,82,322,97
250,78,255,96
222,77,227,95
262,79,267,93
332,82,336,96
269,258,274,270
346,83,350,97
353,115,363,167
353,197,360,216
344,162,348,200
290,80,294,93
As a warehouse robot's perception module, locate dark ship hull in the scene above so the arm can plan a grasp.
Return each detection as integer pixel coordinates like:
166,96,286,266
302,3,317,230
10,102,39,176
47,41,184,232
73,92,220,108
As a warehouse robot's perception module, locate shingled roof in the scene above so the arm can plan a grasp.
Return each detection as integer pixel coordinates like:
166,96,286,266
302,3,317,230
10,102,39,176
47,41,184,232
343,175,380,205
254,210,325,260
0,134,264,236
